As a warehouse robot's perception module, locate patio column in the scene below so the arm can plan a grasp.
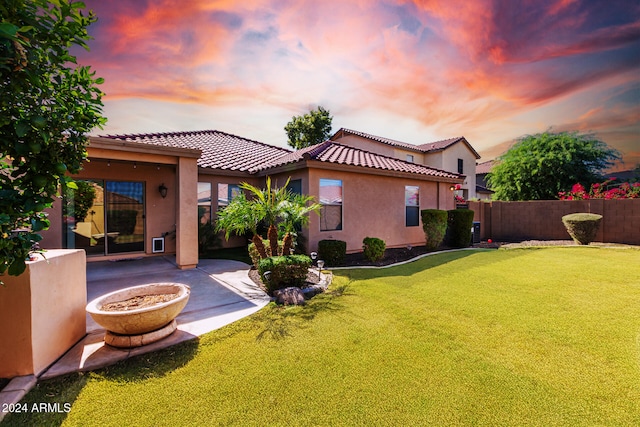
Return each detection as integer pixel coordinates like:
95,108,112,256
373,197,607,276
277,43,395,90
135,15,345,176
176,157,198,269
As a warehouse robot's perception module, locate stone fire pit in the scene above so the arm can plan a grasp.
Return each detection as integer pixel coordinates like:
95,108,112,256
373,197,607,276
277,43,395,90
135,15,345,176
86,283,190,348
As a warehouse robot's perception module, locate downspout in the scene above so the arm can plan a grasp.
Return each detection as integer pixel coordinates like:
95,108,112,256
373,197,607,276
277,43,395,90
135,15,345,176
437,182,440,209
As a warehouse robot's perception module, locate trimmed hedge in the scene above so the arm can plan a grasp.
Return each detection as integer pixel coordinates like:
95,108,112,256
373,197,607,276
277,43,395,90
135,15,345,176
257,255,311,294
446,209,475,248
318,239,347,266
363,237,386,262
421,209,448,250
562,213,603,245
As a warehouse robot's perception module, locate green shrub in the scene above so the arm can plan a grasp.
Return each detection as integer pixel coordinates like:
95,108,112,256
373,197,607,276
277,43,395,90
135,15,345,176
446,209,475,248
257,255,311,294
562,213,603,245
318,239,347,266
421,209,448,250
363,237,386,262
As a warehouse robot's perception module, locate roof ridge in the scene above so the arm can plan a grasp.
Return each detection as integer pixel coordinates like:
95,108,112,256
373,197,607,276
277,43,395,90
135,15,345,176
100,129,292,153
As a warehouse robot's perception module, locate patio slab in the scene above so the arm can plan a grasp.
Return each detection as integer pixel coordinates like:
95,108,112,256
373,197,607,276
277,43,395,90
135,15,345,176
42,256,270,380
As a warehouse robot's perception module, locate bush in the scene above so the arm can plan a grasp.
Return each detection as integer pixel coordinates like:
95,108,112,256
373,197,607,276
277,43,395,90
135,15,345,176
363,237,386,262
318,239,347,266
421,209,448,250
562,213,603,245
446,209,475,248
257,255,311,294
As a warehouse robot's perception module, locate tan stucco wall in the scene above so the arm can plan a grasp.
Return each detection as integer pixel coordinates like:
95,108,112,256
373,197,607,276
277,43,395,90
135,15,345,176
333,134,397,157
441,142,477,199
176,157,199,268
306,168,455,253
0,249,86,377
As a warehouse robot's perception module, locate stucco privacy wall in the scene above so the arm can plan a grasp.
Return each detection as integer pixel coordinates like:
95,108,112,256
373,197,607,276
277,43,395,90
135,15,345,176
0,250,86,377
306,168,456,253
468,199,640,244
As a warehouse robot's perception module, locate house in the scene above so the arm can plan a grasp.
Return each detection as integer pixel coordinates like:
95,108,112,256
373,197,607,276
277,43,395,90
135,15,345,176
41,130,464,267
475,160,495,200
330,128,481,199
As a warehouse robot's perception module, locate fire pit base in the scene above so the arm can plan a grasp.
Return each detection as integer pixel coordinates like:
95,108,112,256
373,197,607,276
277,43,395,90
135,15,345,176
104,319,177,348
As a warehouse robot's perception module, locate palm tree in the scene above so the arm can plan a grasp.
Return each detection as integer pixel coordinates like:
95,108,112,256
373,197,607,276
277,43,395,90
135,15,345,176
215,192,267,258
278,193,321,255
216,177,320,259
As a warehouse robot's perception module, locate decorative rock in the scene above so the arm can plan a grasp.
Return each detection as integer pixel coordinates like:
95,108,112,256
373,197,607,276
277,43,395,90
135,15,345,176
273,287,306,305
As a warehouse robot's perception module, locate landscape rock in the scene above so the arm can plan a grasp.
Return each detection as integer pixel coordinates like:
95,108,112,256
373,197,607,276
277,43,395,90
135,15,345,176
273,287,305,305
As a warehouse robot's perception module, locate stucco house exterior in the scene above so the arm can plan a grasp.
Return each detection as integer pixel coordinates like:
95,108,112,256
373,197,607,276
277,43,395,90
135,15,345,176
330,128,481,200
41,130,465,267
475,160,495,200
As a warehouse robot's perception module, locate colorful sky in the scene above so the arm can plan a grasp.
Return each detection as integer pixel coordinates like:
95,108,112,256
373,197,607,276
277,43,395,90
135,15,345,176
75,0,640,169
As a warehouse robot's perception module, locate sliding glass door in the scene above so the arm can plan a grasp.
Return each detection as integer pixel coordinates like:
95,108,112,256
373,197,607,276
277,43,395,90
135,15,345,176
64,180,145,255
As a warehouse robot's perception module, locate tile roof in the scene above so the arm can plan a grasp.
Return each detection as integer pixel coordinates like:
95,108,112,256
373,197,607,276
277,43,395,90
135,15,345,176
253,140,462,180
99,130,291,172
417,137,464,152
98,129,462,181
332,127,481,159
475,160,495,175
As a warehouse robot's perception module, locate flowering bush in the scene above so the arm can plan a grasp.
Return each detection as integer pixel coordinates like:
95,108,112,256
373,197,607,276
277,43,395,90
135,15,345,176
558,179,640,200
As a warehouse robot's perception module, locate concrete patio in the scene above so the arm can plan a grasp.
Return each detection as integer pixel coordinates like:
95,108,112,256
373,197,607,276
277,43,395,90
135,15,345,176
0,256,269,418
44,256,270,379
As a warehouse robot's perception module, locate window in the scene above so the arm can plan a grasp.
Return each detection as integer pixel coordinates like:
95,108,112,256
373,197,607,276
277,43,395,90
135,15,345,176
198,182,212,223
406,154,414,163
319,179,342,231
405,186,419,227
217,183,241,210
458,158,464,174
287,179,302,195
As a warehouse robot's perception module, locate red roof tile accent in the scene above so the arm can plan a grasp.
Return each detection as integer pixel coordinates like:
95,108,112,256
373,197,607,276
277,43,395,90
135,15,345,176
253,141,462,179
99,130,291,172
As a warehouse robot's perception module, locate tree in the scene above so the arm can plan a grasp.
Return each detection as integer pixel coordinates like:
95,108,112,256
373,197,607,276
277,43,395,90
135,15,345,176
487,131,620,201
1,0,106,278
284,106,333,149
216,177,320,258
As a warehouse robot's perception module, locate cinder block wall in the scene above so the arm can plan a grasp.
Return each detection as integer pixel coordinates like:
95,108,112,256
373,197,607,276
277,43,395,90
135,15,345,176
468,199,640,244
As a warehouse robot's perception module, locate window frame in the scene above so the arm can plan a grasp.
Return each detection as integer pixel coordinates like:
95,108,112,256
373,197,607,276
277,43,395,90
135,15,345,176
405,185,420,227
319,178,343,231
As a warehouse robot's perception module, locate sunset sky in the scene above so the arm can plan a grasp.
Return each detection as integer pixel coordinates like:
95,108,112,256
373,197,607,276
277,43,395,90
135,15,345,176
75,0,640,169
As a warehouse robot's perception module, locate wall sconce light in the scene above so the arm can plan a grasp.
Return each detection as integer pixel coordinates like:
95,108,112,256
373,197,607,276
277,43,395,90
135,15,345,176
158,183,168,198
450,185,456,191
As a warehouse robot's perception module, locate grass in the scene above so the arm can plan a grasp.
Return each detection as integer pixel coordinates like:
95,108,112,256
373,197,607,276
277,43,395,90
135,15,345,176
4,247,640,426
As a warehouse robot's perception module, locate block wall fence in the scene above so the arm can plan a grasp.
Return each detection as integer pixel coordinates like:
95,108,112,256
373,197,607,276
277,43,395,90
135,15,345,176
468,199,640,245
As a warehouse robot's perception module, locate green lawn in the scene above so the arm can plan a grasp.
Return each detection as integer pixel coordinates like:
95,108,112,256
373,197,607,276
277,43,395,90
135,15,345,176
5,247,640,426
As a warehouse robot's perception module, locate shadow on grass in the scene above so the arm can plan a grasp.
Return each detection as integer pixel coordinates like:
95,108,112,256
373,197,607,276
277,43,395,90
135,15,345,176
1,372,88,427
93,339,200,383
256,281,353,341
1,340,200,427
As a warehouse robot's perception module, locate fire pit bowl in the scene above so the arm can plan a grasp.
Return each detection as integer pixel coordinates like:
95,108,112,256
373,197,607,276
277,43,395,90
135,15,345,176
86,283,190,337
